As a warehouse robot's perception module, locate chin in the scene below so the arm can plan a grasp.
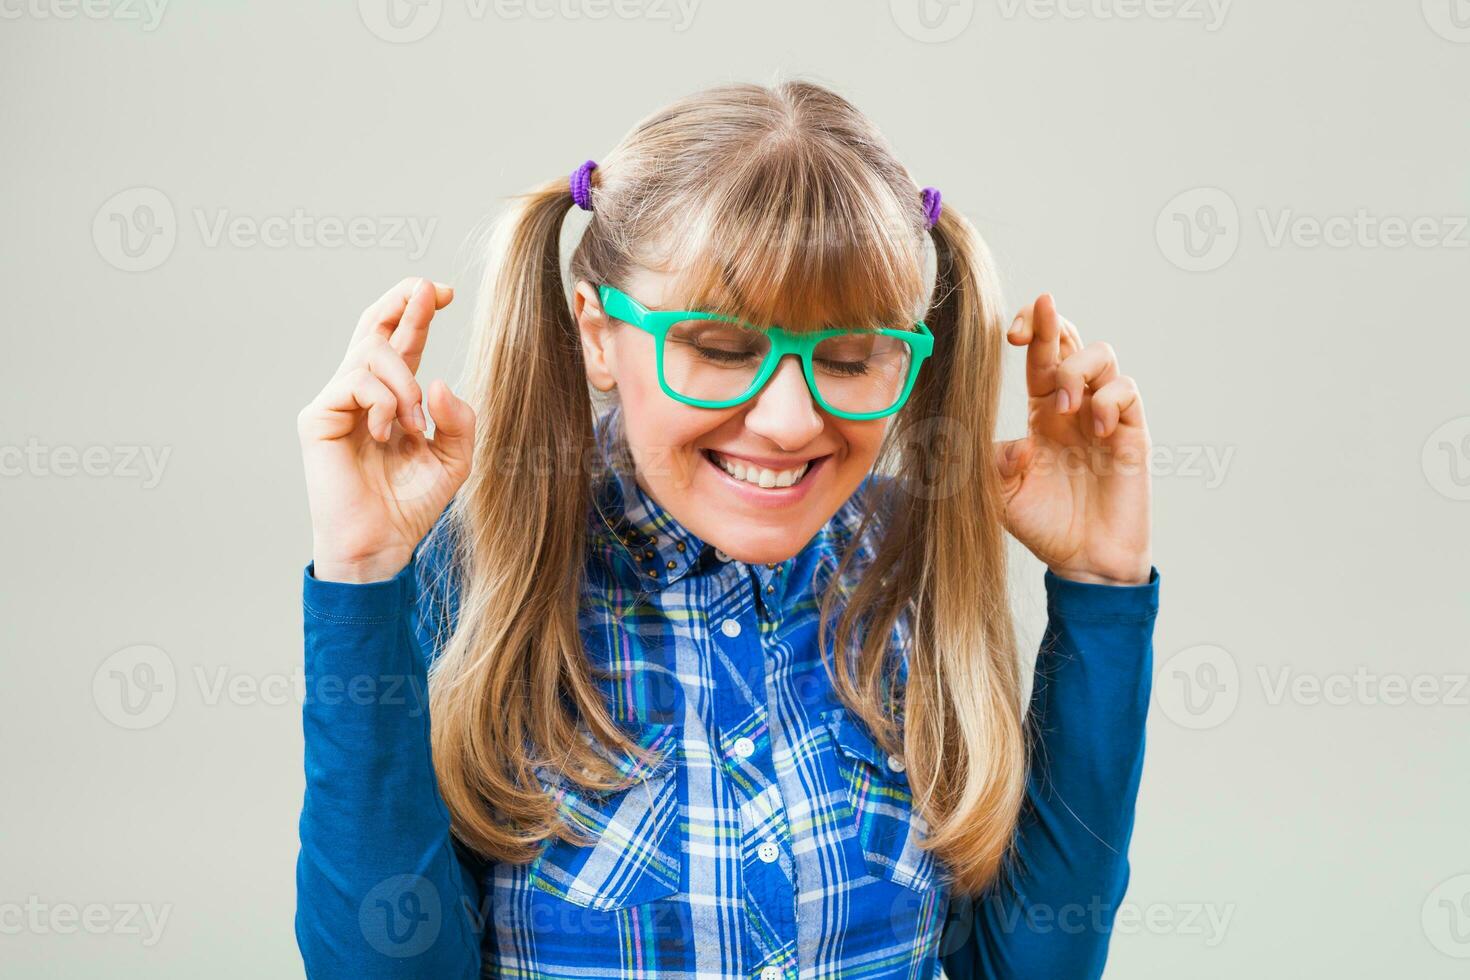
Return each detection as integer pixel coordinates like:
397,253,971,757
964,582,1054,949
706,532,805,566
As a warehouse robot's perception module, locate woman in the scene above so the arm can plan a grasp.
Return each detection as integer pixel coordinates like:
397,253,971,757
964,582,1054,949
295,80,1159,978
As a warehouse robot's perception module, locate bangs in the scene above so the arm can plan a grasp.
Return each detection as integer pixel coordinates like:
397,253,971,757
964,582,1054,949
638,144,930,333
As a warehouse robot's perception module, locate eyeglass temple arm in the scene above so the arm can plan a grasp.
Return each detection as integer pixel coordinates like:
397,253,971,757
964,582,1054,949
597,284,649,327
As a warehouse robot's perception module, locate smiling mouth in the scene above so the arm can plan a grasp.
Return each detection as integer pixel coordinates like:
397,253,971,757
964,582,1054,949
701,449,825,489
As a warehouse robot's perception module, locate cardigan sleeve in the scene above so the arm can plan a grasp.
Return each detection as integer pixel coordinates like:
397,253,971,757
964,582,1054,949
293,530,484,978
940,567,1161,980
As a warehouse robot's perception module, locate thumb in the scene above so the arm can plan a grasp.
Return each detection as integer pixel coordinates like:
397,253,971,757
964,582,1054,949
426,379,477,473
994,436,1031,482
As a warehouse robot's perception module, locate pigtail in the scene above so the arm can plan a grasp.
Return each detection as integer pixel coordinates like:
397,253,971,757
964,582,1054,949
429,175,657,862
830,200,1028,896
912,202,1027,895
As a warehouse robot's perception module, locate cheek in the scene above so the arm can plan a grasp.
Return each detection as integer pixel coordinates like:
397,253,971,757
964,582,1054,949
616,375,712,469
611,332,723,462
837,420,888,469
612,332,680,416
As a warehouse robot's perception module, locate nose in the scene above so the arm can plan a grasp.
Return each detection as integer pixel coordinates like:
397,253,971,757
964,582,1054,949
742,355,825,449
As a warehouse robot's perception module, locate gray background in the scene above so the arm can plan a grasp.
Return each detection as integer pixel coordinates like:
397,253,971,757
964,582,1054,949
3,1,1468,976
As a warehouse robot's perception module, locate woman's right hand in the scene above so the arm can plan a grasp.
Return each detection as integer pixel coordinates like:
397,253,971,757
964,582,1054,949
298,277,477,583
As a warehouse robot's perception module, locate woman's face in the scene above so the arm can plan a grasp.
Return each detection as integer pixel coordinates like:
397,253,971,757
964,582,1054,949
574,268,890,565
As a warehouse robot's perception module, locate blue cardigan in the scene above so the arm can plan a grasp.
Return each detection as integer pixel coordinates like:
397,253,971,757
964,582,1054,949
295,493,1159,978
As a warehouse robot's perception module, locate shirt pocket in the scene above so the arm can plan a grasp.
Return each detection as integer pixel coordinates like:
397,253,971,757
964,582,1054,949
528,721,684,911
822,706,939,893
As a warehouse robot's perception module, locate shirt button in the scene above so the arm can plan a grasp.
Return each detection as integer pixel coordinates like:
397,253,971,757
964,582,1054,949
760,968,782,980
720,618,742,638
886,753,906,773
732,736,755,759
757,840,780,863
714,548,732,562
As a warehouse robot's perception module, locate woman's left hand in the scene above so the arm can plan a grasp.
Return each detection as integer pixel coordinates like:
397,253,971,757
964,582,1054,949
995,294,1152,586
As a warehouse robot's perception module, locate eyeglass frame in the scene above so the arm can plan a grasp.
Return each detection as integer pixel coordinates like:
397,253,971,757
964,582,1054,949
596,284,934,421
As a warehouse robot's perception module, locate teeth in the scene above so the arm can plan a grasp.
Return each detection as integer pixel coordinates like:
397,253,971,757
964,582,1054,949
711,452,809,489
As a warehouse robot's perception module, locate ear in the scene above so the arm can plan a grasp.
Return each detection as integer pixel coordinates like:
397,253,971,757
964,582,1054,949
573,279,617,392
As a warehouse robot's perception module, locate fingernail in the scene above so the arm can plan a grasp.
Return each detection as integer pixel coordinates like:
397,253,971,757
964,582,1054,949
412,404,426,431
432,280,451,291
1056,389,1070,414
1094,417,1106,436
1010,315,1023,336
411,278,428,299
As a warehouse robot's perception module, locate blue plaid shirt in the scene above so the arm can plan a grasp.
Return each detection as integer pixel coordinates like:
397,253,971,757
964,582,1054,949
296,406,1161,979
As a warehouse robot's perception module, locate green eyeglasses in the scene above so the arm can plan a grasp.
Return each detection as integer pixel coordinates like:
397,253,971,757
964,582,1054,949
597,284,934,421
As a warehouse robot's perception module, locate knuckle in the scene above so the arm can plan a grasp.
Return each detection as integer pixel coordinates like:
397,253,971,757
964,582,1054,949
347,336,381,363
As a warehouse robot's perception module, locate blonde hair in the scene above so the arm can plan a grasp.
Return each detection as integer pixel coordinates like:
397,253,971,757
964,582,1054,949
426,79,1024,896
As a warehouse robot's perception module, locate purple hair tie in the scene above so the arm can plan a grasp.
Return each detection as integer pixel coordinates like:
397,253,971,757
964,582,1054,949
920,186,942,229
570,160,598,211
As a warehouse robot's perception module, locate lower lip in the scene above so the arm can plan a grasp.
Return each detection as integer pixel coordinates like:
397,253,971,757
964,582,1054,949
702,451,829,509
